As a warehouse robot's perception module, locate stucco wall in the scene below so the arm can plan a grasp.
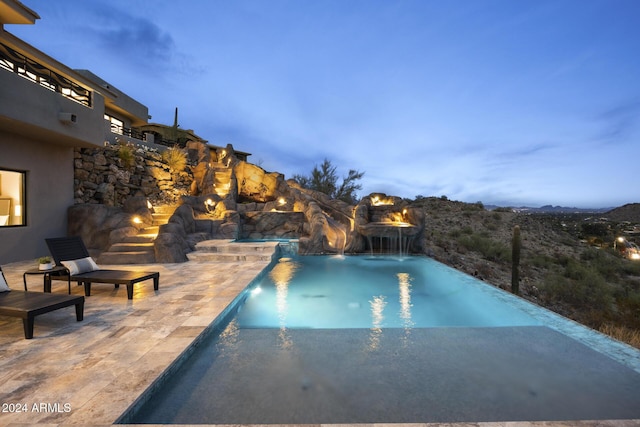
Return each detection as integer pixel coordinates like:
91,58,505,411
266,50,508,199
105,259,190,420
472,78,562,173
0,133,74,263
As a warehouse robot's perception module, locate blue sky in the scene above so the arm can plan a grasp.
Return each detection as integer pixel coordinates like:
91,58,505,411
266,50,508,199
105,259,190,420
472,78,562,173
10,0,640,207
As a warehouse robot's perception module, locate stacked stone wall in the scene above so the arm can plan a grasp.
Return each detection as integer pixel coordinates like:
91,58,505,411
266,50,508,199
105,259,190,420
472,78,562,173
73,143,192,207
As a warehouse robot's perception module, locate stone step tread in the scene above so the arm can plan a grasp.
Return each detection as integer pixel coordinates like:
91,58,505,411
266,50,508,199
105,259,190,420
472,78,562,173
142,226,160,233
186,252,273,262
193,241,278,253
98,251,156,265
109,243,155,252
122,235,156,243
152,213,172,221
152,205,180,214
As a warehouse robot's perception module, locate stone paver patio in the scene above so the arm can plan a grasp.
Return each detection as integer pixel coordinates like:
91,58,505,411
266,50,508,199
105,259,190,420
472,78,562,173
0,248,639,427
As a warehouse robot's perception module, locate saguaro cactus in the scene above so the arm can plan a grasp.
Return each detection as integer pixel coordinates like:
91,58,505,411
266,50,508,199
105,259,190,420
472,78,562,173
511,225,521,295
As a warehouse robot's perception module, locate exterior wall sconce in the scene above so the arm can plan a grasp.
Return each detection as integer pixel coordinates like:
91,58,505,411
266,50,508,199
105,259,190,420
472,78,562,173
58,112,77,124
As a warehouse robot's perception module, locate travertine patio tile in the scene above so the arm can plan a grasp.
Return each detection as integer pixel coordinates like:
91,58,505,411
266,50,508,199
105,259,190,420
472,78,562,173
0,254,273,426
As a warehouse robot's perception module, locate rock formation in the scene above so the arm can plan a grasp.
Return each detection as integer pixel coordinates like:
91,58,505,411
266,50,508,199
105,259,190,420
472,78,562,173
70,140,426,262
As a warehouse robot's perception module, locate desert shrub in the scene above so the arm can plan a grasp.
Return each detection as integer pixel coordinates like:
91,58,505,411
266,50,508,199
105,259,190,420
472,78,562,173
599,324,640,349
564,259,589,280
457,233,510,263
620,259,640,276
462,202,484,212
162,146,187,173
117,143,135,169
580,247,628,281
461,225,473,235
541,270,614,312
527,253,555,269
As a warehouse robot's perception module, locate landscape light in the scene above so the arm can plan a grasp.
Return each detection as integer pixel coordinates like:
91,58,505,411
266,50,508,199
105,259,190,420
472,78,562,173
204,198,215,213
132,216,142,224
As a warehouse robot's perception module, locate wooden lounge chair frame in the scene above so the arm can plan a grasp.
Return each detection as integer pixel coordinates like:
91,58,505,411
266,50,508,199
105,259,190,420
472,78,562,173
0,266,84,339
45,237,159,300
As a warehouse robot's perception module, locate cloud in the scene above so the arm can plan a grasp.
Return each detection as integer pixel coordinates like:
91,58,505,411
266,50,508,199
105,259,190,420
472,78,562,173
60,2,199,77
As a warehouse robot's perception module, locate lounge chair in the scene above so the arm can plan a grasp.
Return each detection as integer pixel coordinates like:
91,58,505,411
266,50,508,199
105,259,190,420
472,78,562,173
45,237,159,300
0,266,84,339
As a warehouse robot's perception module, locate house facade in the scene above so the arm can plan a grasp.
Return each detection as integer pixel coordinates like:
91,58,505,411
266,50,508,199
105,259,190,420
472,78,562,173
0,0,150,262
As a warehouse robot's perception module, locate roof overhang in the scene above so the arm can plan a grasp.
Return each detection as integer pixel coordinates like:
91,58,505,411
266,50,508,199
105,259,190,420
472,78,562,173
0,0,39,25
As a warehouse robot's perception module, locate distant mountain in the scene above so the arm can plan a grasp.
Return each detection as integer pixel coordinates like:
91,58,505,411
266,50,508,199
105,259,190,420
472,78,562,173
604,203,640,223
485,204,613,214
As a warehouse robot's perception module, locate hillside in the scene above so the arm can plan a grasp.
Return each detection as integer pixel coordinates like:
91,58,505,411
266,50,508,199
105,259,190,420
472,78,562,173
604,203,640,223
416,197,640,348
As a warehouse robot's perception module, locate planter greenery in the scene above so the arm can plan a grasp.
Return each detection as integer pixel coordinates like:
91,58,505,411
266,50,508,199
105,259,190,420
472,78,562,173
38,256,53,271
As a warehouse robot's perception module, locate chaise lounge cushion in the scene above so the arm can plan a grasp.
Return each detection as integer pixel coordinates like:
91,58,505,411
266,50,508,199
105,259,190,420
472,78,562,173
61,257,99,275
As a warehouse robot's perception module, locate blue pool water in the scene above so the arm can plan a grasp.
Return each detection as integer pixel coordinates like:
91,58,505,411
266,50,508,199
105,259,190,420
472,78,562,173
122,255,640,424
237,255,540,329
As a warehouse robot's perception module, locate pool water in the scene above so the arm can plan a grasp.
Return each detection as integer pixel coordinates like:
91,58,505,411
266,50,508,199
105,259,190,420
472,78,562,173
122,255,640,424
237,255,540,329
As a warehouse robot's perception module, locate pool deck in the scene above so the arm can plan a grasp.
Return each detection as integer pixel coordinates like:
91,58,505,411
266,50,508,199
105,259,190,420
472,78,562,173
0,249,639,427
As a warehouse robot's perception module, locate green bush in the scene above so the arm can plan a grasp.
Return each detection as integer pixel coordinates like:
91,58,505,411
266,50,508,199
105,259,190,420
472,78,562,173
457,233,511,263
541,270,614,313
162,146,188,173
117,143,135,169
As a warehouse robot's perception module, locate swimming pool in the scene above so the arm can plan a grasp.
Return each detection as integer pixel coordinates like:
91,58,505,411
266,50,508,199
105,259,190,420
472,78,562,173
121,255,640,424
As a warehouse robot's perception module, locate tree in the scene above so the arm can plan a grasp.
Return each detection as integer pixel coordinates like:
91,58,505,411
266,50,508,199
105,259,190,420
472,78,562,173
293,158,364,204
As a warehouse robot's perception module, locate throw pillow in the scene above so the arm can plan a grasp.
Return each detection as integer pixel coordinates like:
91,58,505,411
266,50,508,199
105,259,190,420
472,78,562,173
0,270,11,292
61,257,99,275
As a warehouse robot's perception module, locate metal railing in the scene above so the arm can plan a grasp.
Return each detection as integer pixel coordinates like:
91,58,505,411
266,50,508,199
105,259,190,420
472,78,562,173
0,41,92,107
113,126,186,149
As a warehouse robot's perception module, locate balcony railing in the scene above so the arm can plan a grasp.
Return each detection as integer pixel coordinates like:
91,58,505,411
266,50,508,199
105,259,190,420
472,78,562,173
111,125,185,148
0,41,92,107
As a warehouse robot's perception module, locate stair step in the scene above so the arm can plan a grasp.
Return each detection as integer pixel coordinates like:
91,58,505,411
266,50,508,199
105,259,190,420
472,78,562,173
142,226,160,234
186,252,274,263
122,234,156,243
108,243,155,252
152,204,179,215
98,251,156,265
152,213,172,225
194,240,278,254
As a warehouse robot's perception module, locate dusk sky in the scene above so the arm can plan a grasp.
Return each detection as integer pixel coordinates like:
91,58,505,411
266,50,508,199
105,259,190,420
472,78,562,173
9,0,640,208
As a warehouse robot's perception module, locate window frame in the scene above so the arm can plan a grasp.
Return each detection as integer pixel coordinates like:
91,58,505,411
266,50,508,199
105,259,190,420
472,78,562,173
0,167,27,228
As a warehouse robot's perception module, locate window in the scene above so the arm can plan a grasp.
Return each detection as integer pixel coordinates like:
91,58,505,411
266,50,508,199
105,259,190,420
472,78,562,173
0,169,26,227
104,114,124,135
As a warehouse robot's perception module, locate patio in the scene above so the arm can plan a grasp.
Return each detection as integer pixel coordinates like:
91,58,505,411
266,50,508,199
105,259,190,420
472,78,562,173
0,253,273,426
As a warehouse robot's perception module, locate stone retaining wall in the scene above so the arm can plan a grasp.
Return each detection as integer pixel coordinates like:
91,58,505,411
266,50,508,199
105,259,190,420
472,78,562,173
73,143,192,207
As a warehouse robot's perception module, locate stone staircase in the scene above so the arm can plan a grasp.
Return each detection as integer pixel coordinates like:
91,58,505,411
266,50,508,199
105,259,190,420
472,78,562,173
98,204,178,265
186,239,278,262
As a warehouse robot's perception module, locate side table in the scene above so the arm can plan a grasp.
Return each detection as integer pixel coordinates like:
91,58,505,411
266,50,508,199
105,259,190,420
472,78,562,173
23,266,71,294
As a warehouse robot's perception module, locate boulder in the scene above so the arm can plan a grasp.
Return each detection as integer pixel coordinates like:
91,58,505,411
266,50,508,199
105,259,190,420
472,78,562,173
154,232,189,263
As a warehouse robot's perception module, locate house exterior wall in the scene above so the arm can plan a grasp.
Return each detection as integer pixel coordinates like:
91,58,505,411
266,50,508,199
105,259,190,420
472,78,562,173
0,67,106,147
0,14,152,263
0,133,74,263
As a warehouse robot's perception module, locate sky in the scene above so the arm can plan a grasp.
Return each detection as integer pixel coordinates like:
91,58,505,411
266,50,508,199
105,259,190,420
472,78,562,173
8,0,640,208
